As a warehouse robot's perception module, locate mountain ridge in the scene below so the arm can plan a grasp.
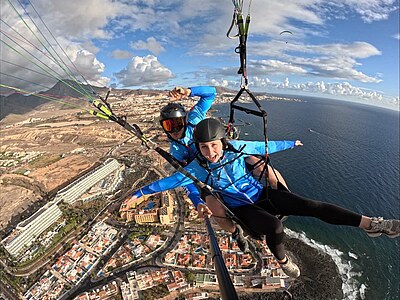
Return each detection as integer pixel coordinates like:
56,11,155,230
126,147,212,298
0,81,241,120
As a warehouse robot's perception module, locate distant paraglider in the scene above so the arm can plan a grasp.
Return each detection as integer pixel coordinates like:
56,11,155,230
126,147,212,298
280,30,293,35
280,30,293,43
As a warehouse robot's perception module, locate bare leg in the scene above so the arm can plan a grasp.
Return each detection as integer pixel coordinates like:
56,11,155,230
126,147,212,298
267,165,289,189
359,216,372,229
205,195,236,233
244,156,288,189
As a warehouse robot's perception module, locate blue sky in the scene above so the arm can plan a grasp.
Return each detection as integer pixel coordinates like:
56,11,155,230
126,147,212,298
1,0,399,110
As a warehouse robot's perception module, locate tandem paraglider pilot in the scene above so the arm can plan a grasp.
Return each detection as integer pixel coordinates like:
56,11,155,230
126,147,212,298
121,118,400,278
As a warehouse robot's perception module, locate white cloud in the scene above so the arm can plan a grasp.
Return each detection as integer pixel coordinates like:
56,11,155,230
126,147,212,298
114,2,183,34
114,55,174,87
317,42,381,59
246,41,382,83
211,74,395,104
11,0,394,54
112,50,134,59
252,76,387,102
1,0,397,102
25,0,131,40
186,2,390,91
72,50,109,87
310,0,398,23
209,79,230,88
251,60,308,75
130,37,165,55
340,0,398,23
1,0,111,92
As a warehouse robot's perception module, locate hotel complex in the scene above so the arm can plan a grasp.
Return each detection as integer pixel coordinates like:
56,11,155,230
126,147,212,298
55,158,124,204
1,199,63,257
1,158,124,258
120,191,174,225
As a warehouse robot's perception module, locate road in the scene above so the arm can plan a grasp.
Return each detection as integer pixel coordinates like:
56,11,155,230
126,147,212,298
64,188,186,299
57,181,261,299
0,278,20,300
60,230,128,300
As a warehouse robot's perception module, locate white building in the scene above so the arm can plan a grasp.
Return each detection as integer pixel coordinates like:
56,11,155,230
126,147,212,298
55,158,122,205
1,158,124,257
1,199,62,257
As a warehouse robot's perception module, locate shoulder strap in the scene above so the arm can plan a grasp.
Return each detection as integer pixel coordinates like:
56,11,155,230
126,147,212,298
195,155,212,185
225,142,242,153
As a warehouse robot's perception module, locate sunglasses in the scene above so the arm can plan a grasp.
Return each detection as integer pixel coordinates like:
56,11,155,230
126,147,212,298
161,117,186,133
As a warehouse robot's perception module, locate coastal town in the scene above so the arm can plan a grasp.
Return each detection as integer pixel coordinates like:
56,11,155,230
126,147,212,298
0,86,301,300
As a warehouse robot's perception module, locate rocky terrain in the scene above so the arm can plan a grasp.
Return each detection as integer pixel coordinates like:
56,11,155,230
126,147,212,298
0,87,157,228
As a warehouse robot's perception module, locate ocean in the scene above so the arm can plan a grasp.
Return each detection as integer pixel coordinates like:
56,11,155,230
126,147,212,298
214,95,400,300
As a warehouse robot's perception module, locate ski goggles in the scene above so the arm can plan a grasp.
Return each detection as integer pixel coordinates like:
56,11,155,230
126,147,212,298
161,117,186,133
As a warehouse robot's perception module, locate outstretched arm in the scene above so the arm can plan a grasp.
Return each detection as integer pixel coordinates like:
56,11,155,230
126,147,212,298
230,140,303,155
120,171,193,214
267,140,303,154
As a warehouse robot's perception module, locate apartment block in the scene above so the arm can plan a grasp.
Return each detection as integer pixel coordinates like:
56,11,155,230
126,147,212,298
1,199,62,257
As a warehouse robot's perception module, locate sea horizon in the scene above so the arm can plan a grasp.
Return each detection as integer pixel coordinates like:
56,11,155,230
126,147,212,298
214,95,399,300
266,92,399,112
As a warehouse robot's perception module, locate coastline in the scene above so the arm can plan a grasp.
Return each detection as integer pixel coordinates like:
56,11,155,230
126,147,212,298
283,237,343,299
207,103,344,299
236,236,344,300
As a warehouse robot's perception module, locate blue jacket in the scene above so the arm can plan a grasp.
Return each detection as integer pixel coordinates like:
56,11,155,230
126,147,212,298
170,86,216,163
165,86,216,209
134,140,297,208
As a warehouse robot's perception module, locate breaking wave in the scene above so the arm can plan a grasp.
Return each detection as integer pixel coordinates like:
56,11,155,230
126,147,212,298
285,228,367,300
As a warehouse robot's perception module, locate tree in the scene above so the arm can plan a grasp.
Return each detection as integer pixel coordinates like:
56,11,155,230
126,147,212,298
185,271,195,283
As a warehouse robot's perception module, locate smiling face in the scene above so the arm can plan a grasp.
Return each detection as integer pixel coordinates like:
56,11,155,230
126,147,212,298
198,140,223,163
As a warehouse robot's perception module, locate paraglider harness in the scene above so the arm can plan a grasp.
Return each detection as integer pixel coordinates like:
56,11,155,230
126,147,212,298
226,0,270,183
203,0,292,245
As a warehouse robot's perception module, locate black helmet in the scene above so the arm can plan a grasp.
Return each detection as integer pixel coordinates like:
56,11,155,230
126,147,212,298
160,103,186,121
193,118,226,143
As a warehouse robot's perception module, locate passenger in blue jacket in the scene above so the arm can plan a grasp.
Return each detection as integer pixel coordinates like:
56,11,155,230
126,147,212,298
123,118,400,278
123,85,302,252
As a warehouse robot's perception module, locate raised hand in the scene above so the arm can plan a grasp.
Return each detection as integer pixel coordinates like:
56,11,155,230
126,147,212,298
168,86,191,101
